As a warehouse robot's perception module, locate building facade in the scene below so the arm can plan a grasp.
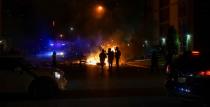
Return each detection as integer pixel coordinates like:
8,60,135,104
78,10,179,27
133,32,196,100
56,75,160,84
148,0,194,51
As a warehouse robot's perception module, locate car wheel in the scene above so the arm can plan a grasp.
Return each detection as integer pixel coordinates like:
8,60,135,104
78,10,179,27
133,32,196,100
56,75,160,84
28,76,59,98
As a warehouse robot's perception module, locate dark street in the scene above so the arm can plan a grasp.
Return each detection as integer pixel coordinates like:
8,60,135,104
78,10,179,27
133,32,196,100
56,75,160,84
0,64,206,107
1,0,210,106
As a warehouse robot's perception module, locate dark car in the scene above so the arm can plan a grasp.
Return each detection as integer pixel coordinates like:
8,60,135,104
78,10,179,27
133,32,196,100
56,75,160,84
165,51,210,101
0,56,35,71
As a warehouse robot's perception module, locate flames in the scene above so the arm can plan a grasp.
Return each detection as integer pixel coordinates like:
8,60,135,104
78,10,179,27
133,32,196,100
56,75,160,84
86,39,117,66
86,53,100,65
86,45,116,65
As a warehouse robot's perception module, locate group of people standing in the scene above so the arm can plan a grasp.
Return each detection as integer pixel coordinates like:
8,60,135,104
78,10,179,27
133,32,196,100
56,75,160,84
99,47,121,69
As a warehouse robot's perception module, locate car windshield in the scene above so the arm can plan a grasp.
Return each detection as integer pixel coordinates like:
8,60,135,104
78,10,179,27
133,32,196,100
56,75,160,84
1,0,210,107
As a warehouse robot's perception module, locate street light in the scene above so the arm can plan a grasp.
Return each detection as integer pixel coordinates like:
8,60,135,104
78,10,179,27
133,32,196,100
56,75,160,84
186,34,192,50
186,34,191,42
161,37,166,45
94,5,105,18
144,40,148,45
60,34,64,38
70,27,74,31
97,6,104,12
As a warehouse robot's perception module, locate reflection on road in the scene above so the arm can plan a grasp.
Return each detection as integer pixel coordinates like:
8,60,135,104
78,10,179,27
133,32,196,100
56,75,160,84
62,64,165,92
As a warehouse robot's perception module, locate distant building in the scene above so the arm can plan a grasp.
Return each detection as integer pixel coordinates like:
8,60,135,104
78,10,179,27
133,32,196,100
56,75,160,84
192,1,210,53
146,0,194,52
150,0,210,53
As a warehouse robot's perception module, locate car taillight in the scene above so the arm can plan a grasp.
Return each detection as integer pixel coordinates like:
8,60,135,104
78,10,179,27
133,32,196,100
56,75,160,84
192,51,200,56
197,70,210,76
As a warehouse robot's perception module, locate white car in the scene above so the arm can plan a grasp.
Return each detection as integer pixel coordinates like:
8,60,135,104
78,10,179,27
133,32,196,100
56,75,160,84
0,56,67,97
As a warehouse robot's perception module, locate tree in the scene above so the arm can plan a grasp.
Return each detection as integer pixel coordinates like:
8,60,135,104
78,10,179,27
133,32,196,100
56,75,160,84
166,26,179,55
165,26,179,65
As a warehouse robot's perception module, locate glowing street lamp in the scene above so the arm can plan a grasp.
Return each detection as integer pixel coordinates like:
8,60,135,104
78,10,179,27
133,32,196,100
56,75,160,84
94,5,105,18
60,34,64,38
143,40,149,48
70,27,74,31
186,34,191,42
186,34,192,50
97,6,103,11
144,40,148,45
96,5,104,13
161,37,166,46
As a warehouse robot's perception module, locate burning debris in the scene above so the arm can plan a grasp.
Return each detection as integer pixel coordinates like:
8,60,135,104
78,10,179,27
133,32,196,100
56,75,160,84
86,40,125,66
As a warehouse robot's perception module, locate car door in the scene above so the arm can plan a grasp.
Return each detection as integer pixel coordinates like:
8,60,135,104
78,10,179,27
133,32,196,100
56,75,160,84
0,69,34,93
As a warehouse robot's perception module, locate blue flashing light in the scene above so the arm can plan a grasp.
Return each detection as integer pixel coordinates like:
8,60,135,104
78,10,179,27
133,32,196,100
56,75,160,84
58,52,64,56
62,43,66,46
37,51,65,58
50,43,54,46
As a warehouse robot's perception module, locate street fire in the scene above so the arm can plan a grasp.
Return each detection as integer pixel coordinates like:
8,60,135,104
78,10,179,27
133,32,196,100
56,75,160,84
86,40,125,66
86,52,100,65
86,45,116,65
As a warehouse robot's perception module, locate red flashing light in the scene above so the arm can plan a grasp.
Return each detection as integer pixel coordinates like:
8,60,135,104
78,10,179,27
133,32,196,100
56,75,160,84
198,70,210,76
198,71,205,76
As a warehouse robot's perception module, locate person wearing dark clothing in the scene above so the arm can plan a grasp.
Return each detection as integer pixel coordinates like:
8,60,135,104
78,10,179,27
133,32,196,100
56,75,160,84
52,51,57,68
151,51,158,72
99,49,107,68
115,47,121,69
107,48,114,69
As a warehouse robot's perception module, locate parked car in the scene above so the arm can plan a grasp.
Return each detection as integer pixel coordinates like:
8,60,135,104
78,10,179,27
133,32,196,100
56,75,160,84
0,55,67,98
165,51,210,101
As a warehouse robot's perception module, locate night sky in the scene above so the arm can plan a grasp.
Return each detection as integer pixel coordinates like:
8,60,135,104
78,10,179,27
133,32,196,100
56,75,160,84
3,0,145,39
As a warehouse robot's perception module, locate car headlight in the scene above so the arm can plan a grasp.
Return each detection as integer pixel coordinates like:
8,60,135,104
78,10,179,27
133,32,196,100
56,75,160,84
54,72,61,79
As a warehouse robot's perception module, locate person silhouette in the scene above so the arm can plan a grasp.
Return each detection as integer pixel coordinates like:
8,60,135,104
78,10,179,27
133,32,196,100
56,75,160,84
99,49,107,69
115,47,121,69
150,51,158,72
52,51,57,68
107,48,114,69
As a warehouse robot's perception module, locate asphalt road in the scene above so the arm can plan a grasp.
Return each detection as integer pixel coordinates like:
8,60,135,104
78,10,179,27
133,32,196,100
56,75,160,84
61,64,165,91
0,64,207,106
1,96,205,107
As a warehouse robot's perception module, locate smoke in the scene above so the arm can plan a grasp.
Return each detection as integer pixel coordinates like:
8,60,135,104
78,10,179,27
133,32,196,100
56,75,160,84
84,29,143,65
